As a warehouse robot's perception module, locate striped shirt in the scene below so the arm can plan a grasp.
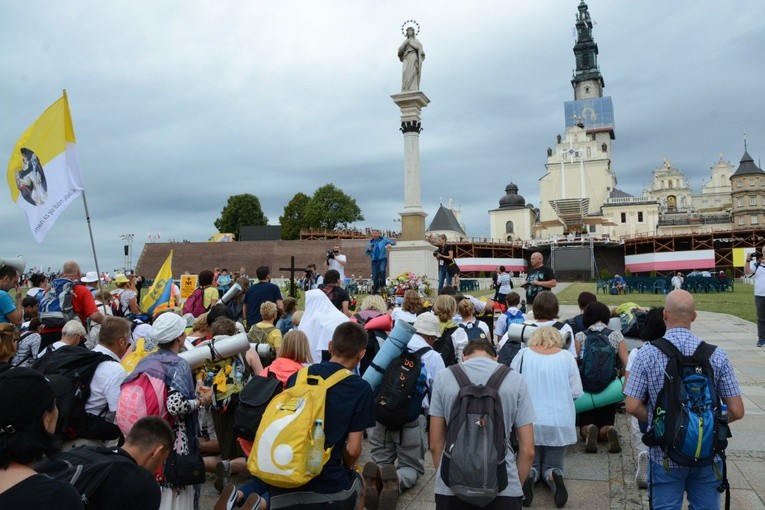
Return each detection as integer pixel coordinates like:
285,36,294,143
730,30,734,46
623,327,741,468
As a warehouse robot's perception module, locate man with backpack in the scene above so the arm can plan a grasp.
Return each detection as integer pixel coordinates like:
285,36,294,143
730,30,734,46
624,290,744,510
243,266,284,328
429,339,536,510
39,261,103,350
264,322,375,510
365,312,446,510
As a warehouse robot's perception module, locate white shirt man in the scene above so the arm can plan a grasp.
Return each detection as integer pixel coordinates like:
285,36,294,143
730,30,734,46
327,245,347,286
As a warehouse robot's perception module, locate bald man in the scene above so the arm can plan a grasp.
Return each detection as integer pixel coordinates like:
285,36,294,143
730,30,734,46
521,252,557,305
39,260,104,349
624,290,744,509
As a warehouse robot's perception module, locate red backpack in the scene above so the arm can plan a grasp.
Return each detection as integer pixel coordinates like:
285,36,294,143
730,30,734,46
116,373,169,436
182,287,207,317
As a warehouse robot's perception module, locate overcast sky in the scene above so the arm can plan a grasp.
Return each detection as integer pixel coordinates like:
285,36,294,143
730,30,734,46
2,0,764,274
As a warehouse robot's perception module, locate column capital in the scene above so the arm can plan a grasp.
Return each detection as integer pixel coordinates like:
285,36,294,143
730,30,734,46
391,90,430,124
400,121,422,134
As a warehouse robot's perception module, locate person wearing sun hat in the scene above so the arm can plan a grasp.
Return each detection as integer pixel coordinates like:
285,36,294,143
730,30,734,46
121,312,212,508
80,271,100,298
111,273,141,319
0,368,84,508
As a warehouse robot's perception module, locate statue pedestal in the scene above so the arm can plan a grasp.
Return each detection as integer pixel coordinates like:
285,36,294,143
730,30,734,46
389,241,438,286
391,91,430,241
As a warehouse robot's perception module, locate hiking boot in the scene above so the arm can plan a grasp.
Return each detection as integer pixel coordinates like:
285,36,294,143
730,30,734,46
549,469,568,508
607,426,621,453
522,468,537,507
214,459,231,494
378,464,399,510
584,424,598,453
635,451,648,489
362,462,382,510
213,483,237,510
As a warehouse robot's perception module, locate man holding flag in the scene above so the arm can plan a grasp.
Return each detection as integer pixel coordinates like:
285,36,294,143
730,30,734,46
142,251,177,317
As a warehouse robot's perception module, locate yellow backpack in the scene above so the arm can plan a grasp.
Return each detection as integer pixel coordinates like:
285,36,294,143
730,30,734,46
121,338,158,374
247,367,352,488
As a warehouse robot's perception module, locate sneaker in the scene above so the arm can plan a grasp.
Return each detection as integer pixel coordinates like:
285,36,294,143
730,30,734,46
378,464,399,510
635,451,648,489
240,493,262,510
607,426,622,453
522,468,537,507
758,339,765,347
584,424,598,453
549,469,568,508
362,462,382,510
214,460,231,494
213,483,237,510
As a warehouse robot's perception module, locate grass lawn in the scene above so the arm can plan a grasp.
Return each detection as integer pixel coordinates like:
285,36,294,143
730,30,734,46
553,282,757,324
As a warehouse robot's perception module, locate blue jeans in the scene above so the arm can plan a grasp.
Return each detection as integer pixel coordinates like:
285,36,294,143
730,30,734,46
371,259,387,294
438,264,452,292
649,461,722,510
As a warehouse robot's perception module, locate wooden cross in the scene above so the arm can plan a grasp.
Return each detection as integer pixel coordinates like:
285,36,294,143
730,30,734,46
279,256,310,298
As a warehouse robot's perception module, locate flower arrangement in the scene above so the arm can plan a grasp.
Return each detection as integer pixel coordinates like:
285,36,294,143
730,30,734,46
390,271,432,297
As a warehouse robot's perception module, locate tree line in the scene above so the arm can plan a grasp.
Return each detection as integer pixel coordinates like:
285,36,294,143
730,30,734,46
214,184,364,240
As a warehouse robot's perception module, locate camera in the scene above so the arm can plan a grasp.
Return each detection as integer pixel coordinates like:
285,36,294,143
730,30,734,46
327,249,335,260
432,249,439,258
750,251,761,261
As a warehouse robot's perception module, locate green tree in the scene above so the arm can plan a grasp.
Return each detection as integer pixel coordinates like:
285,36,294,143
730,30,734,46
214,194,268,237
304,184,364,230
279,192,311,240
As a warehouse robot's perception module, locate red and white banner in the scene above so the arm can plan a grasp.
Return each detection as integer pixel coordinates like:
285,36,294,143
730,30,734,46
454,257,527,273
625,250,715,273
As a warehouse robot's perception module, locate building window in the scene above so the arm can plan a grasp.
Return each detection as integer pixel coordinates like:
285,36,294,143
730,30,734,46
752,215,759,225
589,224,596,233
739,217,745,225
750,179,755,187
737,198,744,207
737,180,743,188
638,211,644,222
750,197,757,206
620,212,626,223
505,221,514,233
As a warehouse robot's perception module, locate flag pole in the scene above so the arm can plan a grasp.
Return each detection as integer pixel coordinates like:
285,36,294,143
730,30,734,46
64,89,107,315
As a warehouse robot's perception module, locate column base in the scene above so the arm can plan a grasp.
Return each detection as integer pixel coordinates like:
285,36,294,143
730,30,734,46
389,241,439,290
400,210,427,241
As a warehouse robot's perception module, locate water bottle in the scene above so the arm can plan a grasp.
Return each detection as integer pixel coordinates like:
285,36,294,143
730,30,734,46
720,403,729,423
717,403,730,448
306,419,325,475
233,359,244,385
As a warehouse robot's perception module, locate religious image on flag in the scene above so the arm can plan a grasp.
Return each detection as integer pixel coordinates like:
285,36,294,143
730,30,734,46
142,251,177,316
7,92,84,243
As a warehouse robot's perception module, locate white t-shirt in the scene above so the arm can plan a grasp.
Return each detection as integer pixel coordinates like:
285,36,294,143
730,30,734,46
328,254,347,283
497,272,513,294
750,261,765,296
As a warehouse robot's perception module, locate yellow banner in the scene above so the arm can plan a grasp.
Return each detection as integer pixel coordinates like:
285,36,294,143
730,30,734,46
180,275,198,299
733,247,758,267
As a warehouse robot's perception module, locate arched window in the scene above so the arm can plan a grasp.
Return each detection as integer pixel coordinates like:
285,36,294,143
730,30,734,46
505,221,514,233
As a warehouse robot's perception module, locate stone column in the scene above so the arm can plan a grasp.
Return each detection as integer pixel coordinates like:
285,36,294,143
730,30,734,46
391,91,430,241
388,90,438,284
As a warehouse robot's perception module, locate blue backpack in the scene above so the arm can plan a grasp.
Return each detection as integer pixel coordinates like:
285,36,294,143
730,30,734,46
39,278,80,328
579,328,617,394
459,320,487,343
643,338,729,467
504,309,525,326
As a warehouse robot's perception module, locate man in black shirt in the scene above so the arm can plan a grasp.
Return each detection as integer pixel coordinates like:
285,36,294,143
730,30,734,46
320,270,351,316
522,252,557,305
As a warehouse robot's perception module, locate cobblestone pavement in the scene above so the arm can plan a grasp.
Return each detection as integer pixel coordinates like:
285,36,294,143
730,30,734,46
200,293,765,509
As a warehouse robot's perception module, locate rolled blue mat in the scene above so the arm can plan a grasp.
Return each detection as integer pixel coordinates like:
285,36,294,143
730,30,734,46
362,319,415,393
574,377,625,414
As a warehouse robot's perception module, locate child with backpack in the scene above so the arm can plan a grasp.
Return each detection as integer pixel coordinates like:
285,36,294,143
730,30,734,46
429,339,536,510
574,302,629,454
457,298,491,343
246,301,282,368
494,292,526,341
254,322,375,510
432,295,468,367
365,312,446,509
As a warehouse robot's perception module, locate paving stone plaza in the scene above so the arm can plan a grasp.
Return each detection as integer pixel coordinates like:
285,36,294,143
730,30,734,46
201,283,765,509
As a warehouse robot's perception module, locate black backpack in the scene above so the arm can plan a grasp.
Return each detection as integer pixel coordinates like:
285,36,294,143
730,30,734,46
579,328,617,394
32,346,122,441
374,347,431,429
354,313,386,376
34,446,135,508
433,325,458,366
233,373,283,441
459,320,487,343
497,338,523,367
441,364,511,507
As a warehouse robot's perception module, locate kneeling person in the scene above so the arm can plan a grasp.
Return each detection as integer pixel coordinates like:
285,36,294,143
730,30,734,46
365,312,446,508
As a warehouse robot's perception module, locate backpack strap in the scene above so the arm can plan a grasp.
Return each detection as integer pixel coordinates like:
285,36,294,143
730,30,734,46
448,364,472,388
485,364,511,390
298,366,353,388
413,346,432,356
651,337,682,360
552,321,565,330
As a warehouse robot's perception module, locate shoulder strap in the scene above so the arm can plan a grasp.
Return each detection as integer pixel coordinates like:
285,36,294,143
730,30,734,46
692,341,717,365
486,364,511,390
651,337,681,359
448,364,471,388
321,367,353,387
414,346,432,356
552,321,565,330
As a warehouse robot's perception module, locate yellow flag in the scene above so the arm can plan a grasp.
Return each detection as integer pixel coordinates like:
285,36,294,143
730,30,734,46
142,251,174,315
7,92,84,243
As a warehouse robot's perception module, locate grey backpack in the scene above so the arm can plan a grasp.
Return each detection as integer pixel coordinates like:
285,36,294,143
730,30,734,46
440,364,511,507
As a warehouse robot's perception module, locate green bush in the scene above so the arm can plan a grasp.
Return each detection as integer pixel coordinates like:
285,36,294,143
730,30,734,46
599,269,612,280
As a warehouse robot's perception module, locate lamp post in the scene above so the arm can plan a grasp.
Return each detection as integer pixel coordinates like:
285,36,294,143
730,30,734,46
119,233,135,272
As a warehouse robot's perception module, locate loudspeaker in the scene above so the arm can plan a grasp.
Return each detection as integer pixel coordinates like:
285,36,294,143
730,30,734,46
0,256,26,275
